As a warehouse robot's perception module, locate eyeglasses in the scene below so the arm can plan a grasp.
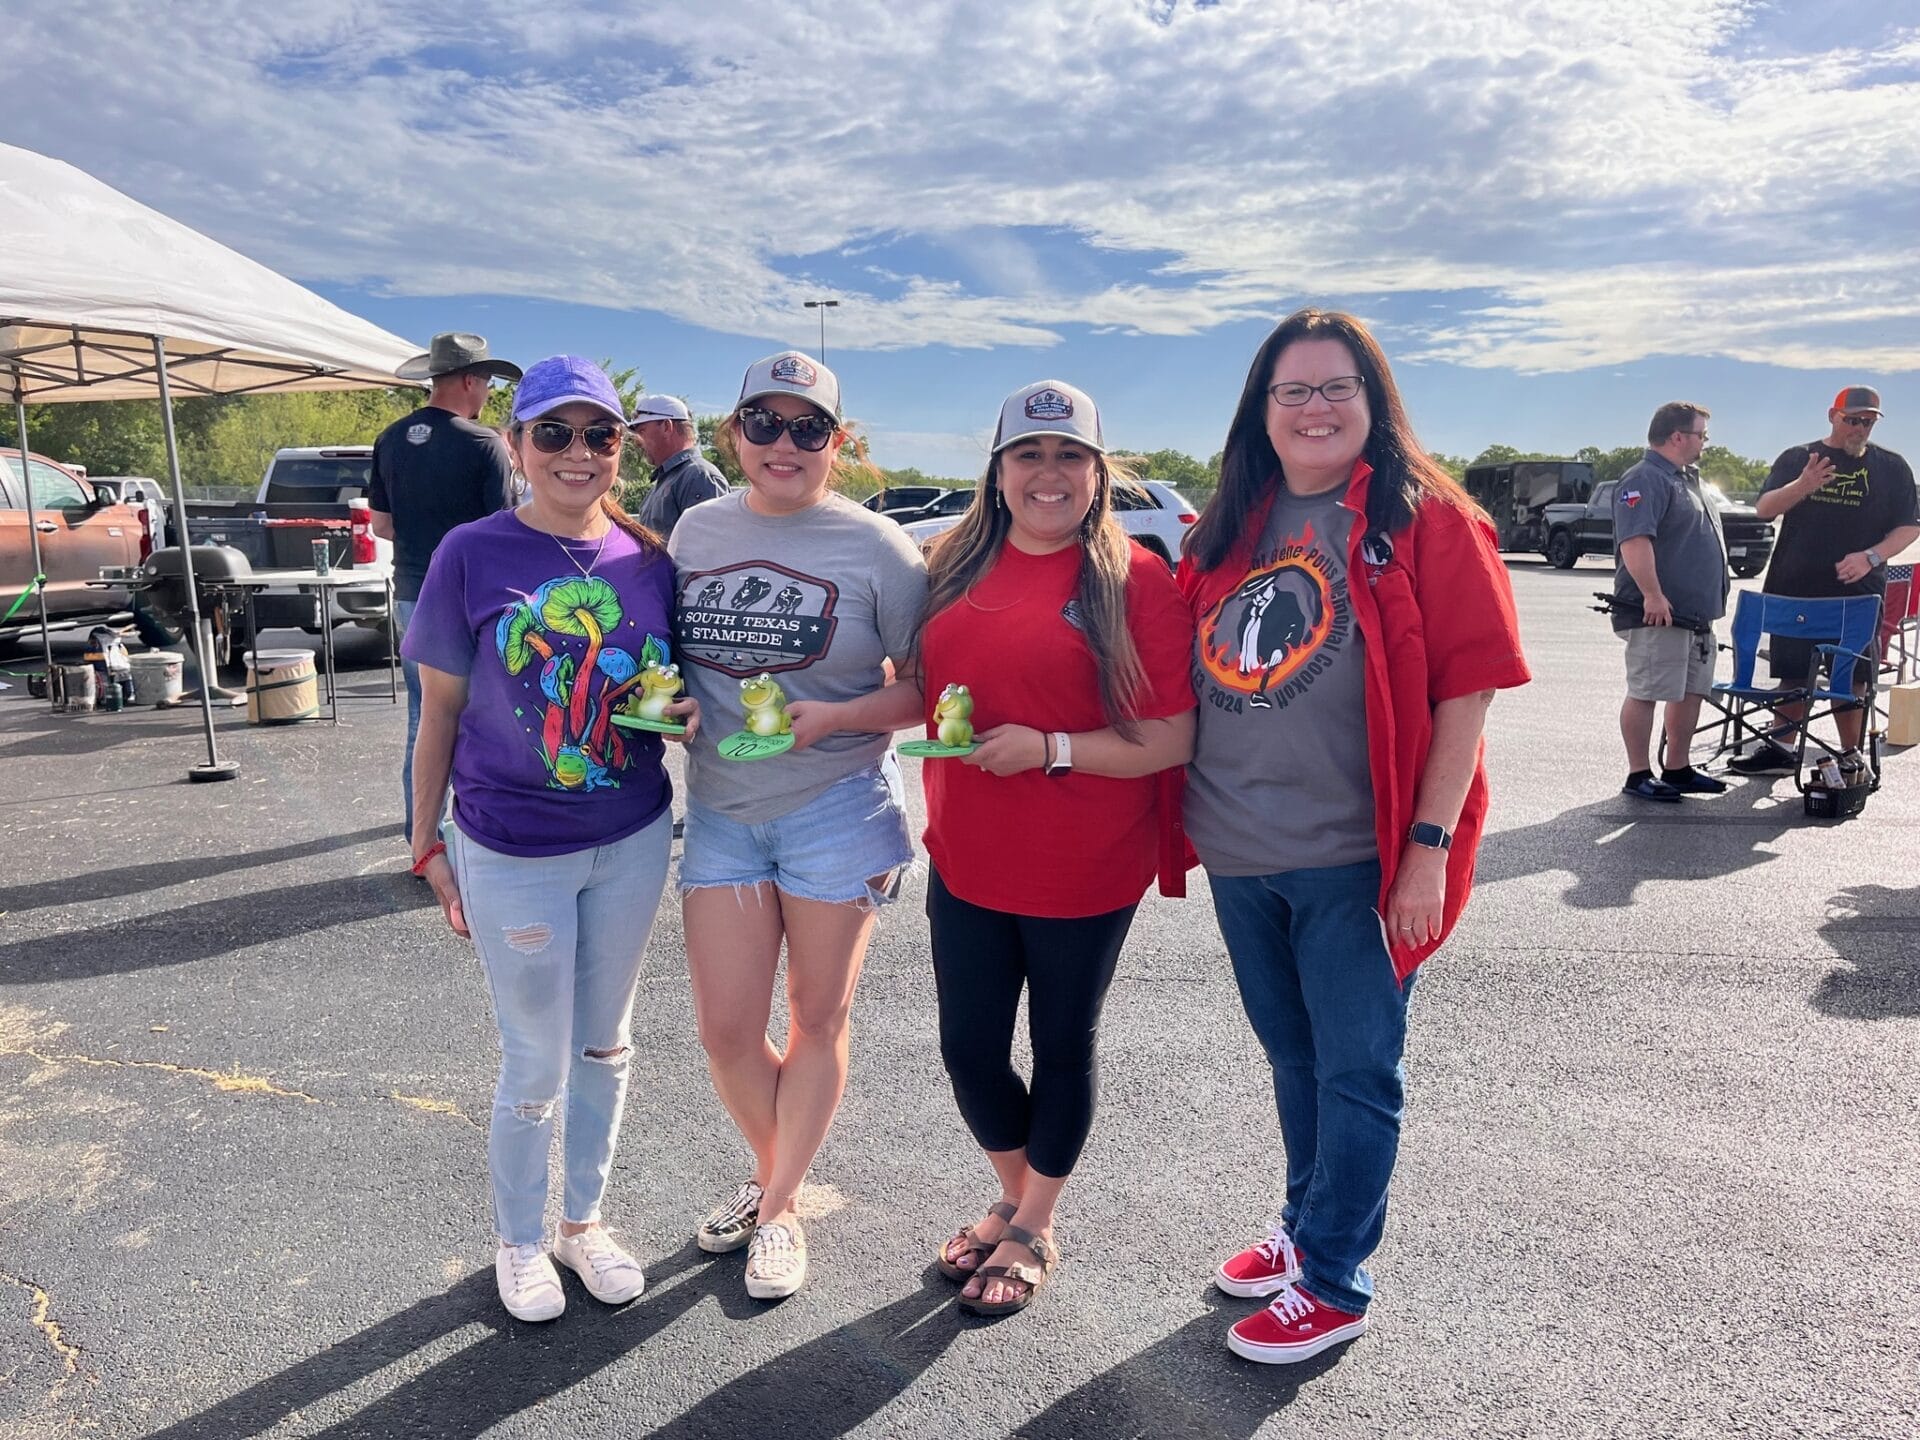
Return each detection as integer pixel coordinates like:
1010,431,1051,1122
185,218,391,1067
1268,376,1364,407
737,406,837,452
525,419,625,456
1841,413,1878,427
1684,430,1709,442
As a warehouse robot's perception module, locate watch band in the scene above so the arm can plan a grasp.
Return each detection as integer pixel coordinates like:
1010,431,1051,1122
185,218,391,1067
1407,822,1452,851
1866,548,1886,568
1045,731,1073,776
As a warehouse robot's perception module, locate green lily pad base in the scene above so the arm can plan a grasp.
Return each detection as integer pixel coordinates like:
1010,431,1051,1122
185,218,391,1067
611,713,688,735
718,729,795,761
897,739,978,759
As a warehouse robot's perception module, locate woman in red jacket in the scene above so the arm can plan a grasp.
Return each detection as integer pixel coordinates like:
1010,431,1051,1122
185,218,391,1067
1179,309,1529,1364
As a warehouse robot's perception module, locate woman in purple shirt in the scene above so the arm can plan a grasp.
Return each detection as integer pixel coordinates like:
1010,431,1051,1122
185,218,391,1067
404,356,698,1323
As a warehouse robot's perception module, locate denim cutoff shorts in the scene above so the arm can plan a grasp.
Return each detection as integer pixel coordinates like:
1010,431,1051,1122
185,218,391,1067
680,754,914,907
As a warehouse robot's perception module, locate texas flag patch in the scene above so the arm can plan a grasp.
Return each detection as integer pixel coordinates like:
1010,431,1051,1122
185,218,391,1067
1621,489,1642,508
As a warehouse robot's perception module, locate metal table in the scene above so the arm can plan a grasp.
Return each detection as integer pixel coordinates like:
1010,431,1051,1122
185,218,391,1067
225,565,398,724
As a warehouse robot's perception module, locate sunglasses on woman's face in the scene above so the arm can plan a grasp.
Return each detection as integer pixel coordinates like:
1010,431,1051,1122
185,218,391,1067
737,406,837,452
525,419,625,456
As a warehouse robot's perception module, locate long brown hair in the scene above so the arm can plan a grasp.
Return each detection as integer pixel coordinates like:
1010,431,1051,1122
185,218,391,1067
921,451,1147,736
1186,308,1471,572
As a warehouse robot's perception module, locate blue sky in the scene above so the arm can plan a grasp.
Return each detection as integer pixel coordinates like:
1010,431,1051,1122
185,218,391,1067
4,0,1917,478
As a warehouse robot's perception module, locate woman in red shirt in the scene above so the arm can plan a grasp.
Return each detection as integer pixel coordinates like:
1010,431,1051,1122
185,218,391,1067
804,380,1194,1314
1180,310,1529,1364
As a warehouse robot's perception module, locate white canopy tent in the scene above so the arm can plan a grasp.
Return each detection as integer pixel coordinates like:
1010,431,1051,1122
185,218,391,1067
0,142,420,779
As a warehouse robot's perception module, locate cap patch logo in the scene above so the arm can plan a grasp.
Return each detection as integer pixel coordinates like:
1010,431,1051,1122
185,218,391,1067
1025,389,1074,422
770,356,818,387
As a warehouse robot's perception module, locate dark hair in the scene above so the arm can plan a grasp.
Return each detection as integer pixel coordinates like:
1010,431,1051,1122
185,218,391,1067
1185,308,1471,571
920,450,1147,736
1648,401,1710,446
507,421,663,554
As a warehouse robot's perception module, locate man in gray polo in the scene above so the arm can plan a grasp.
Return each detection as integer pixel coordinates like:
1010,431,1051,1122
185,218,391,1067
631,394,729,537
1611,401,1729,801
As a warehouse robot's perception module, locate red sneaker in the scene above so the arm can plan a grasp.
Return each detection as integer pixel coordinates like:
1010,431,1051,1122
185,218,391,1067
1213,1220,1302,1298
1226,1282,1368,1364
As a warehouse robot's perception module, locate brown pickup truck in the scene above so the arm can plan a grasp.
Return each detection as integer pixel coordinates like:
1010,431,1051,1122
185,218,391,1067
1,449,151,634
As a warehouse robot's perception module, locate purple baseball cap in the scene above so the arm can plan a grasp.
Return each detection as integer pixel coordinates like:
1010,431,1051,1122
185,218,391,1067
511,355,625,424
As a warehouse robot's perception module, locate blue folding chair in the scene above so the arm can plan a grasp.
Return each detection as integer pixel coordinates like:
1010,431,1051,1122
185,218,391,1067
1709,590,1883,800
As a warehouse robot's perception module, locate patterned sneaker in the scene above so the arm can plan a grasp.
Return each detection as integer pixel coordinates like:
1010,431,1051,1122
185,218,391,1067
495,1242,565,1322
744,1219,808,1300
1214,1219,1303,1298
553,1226,646,1305
697,1180,763,1254
1227,1282,1367,1364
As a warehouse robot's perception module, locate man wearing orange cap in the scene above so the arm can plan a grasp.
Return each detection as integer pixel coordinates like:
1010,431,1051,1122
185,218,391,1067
1731,385,1919,775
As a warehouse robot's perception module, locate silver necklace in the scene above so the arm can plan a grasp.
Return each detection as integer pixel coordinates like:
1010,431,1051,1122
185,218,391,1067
551,526,611,580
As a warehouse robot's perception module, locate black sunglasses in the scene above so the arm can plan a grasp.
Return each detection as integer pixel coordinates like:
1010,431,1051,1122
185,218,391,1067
1841,413,1878,427
737,406,837,452
525,419,624,456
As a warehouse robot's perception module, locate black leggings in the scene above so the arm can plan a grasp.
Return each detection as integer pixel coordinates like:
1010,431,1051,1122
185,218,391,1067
927,868,1138,1178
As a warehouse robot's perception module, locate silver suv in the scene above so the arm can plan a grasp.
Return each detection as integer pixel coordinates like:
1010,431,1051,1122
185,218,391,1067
900,478,1197,564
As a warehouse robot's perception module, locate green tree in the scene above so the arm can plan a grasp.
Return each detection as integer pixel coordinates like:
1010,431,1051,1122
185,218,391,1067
1698,445,1769,498
1572,444,1646,488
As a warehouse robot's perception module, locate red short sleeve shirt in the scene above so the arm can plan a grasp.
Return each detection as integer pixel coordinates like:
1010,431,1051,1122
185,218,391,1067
920,540,1196,918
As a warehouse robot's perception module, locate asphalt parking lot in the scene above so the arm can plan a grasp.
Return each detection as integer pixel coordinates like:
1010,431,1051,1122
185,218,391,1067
1,559,1916,1439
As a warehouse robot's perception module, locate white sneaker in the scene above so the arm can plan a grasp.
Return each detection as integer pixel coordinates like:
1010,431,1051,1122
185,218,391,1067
495,1241,565,1322
553,1226,646,1305
744,1220,808,1300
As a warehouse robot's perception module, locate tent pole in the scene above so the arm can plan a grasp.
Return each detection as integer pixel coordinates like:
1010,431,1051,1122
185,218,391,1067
153,336,237,782
9,377,56,706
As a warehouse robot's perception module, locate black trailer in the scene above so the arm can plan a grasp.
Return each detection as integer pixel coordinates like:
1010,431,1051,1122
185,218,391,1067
1466,459,1595,552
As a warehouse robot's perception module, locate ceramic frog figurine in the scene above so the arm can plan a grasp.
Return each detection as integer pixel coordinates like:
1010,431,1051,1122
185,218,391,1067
933,683,974,747
739,673,792,736
631,662,683,722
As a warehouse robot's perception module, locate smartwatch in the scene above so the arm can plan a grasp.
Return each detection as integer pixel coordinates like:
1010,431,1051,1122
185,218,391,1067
1866,548,1886,569
1044,731,1073,776
1407,822,1452,851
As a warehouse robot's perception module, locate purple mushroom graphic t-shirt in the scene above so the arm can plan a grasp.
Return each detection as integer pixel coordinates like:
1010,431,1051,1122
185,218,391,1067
401,509,676,857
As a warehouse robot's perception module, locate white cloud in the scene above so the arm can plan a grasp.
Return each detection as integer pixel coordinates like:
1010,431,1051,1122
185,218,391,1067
2,0,1916,372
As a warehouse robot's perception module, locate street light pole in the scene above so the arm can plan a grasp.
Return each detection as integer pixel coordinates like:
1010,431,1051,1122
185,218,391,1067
803,299,840,365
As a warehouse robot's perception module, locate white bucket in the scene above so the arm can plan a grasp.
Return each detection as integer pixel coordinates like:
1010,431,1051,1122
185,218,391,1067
129,652,185,707
245,649,319,725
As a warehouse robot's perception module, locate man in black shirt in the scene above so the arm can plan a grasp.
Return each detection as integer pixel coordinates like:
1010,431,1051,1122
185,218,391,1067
370,332,521,839
1731,385,1919,775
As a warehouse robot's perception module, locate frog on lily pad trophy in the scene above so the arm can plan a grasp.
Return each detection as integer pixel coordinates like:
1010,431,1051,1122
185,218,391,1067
717,673,795,761
899,682,978,759
611,661,687,735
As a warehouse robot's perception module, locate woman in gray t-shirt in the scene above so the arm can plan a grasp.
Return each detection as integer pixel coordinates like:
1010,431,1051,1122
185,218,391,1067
667,351,927,1301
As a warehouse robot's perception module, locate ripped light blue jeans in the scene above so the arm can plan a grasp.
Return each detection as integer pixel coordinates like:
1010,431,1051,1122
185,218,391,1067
451,811,673,1245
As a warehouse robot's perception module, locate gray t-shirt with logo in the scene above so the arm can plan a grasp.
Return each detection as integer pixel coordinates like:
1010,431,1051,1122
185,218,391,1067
1185,485,1376,876
669,489,928,821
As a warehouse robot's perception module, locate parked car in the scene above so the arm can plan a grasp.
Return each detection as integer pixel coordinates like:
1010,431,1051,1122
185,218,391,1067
900,478,1197,564
864,485,952,518
93,476,175,547
1,449,151,635
1539,478,1775,577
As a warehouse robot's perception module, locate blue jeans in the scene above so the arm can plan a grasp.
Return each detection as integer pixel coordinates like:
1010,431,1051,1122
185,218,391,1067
451,812,674,1245
1208,859,1414,1316
396,598,422,840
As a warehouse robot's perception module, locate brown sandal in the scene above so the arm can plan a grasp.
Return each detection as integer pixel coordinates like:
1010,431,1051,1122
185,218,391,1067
936,1199,1018,1282
958,1224,1056,1315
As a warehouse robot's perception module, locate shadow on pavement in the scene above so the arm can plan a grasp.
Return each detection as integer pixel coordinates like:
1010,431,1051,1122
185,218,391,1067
1475,784,1801,908
138,1249,964,1440
1010,1290,1339,1439
1812,883,1920,1020
0,873,432,983
0,824,401,915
